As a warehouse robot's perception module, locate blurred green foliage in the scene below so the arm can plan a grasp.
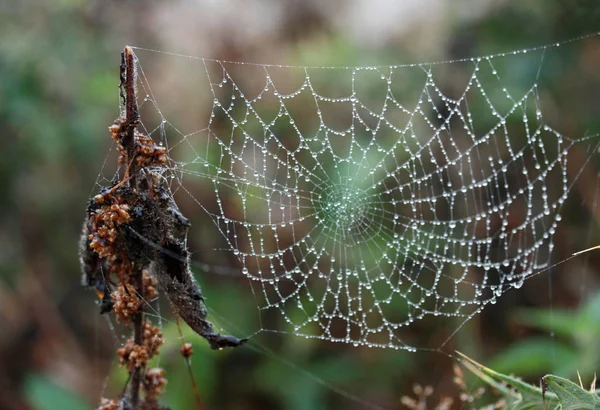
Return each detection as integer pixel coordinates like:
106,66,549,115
24,374,88,410
490,292,600,380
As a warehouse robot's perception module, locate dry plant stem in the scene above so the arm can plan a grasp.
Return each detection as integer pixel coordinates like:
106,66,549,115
81,45,247,410
175,315,203,409
122,46,144,409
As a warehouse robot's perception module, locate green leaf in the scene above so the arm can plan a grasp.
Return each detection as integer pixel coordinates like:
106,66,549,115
543,375,600,410
458,352,600,410
457,351,560,409
487,338,576,377
581,293,600,325
25,374,89,410
513,308,582,340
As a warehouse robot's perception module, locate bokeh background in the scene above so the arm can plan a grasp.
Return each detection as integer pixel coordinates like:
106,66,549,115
1,1,600,409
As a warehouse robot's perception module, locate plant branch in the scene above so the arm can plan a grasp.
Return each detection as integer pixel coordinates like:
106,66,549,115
121,46,144,409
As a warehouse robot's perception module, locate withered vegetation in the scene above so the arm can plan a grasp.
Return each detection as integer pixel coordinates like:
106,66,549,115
79,46,246,409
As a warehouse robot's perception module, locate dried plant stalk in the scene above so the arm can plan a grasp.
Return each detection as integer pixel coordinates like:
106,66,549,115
80,46,245,410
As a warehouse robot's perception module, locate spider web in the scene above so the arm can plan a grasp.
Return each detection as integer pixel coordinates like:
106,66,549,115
121,38,598,352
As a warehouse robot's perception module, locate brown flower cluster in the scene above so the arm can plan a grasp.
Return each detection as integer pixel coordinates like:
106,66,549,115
118,339,149,371
97,398,119,410
111,270,158,323
88,202,131,259
144,368,168,401
180,342,194,359
143,269,159,300
117,321,164,371
109,118,128,165
400,384,452,410
142,321,164,358
452,364,487,406
400,365,506,410
108,119,166,168
96,368,168,410
112,283,142,324
136,133,167,167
